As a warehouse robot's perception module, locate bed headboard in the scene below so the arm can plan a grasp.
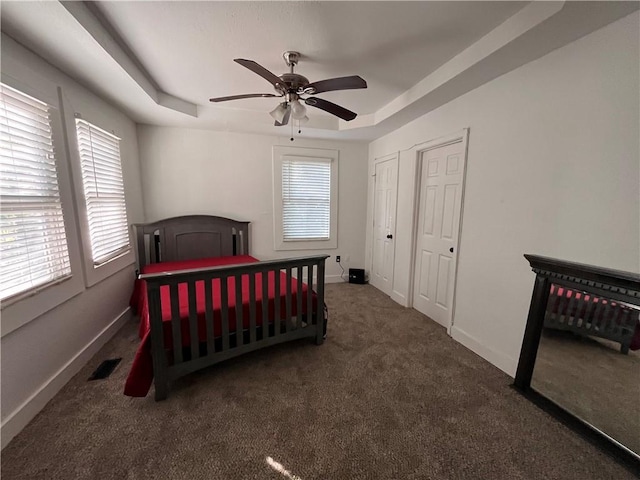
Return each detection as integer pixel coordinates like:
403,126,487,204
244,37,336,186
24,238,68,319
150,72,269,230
133,215,250,270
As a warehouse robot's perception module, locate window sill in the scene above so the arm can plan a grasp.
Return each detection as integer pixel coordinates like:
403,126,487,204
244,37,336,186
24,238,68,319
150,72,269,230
83,248,135,288
1,273,84,338
1,252,136,338
274,237,338,251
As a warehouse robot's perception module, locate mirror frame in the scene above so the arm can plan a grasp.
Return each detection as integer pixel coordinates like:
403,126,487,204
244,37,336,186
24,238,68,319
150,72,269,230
514,254,640,474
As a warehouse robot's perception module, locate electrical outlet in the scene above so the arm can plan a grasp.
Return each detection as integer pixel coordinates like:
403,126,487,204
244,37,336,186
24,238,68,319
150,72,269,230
336,255,341,263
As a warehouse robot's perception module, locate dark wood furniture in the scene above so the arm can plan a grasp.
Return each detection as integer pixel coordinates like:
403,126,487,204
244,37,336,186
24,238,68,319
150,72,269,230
132,215,328,401
514,254,640,473
544,283,637,354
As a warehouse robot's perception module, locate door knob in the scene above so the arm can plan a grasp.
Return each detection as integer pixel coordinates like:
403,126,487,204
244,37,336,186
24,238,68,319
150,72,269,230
449,247,454,253
387,234,393,239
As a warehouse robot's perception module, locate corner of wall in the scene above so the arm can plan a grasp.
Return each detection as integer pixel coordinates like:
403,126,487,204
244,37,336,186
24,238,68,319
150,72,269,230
1,308,132,450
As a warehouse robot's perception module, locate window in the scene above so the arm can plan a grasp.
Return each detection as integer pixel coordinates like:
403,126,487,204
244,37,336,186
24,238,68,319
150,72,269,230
0,83,71,301
273,146,338,251
282,158,331,240
74,119,129,265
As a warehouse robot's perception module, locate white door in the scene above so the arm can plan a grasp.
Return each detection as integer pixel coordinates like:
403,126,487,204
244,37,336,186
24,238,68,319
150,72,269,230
413,141,466,329
370,155,398,295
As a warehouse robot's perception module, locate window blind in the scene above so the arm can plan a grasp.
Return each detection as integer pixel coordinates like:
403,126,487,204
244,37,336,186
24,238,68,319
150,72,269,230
75,119,129,265
0,83,71,301
282,158,331,241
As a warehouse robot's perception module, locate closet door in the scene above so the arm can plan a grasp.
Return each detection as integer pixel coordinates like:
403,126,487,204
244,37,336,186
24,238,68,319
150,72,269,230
370,154,398,296
413,141,465,329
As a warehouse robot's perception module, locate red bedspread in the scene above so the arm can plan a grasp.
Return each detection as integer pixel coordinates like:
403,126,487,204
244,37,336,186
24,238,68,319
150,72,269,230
124,255,314,397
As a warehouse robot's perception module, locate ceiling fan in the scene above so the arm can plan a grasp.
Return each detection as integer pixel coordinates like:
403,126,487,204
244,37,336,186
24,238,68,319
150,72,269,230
209,51,367,127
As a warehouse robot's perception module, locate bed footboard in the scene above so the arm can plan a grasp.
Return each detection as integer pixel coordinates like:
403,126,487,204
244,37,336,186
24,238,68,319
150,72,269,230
141,255,328,400
544,286,638,354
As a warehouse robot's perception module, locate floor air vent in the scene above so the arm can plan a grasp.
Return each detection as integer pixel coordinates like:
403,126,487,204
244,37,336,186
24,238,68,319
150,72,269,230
88,358,122,381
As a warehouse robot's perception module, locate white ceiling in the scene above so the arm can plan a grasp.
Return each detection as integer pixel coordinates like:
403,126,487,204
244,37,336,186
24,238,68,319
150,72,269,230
95,1,525,114
1,1,637,141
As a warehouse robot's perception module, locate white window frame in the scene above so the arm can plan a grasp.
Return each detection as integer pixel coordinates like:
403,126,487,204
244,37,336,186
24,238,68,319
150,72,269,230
0,77,84,337
273,146,338,251
66,113,134,287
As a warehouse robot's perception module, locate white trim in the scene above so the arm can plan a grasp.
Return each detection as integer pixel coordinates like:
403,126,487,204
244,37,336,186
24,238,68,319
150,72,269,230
408,128,470,335
325,274,347,284
451,326,516,377
1,308,132,450
272,146,339,251
60,90,136,288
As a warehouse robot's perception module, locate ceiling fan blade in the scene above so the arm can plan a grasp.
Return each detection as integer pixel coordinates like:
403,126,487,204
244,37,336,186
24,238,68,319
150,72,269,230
304,75,367,94
209,93,280,102
304,97,357,121
234,59,283,88
274,107,291,126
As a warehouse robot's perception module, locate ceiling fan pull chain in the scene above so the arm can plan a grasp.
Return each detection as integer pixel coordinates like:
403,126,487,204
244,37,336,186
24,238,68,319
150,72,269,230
290,119,294,142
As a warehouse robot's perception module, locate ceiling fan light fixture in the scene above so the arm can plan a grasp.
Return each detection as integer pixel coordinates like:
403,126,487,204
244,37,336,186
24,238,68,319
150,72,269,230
270,102,289,123
290,99,307,120
299,115,309,125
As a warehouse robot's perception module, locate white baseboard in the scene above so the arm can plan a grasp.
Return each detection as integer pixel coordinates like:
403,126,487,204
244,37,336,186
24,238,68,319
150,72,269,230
326,274,347,284
450,326,517,378
1,307,132,450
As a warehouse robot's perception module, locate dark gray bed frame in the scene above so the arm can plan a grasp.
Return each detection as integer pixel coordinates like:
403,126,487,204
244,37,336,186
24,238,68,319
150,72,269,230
133,215,328,400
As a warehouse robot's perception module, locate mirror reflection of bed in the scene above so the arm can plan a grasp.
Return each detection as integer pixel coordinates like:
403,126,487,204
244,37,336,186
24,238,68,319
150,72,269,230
532,314,640,455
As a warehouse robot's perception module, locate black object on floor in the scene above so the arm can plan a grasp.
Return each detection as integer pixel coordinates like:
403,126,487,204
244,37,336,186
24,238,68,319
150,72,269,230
349,268,366,284
88,358,122,381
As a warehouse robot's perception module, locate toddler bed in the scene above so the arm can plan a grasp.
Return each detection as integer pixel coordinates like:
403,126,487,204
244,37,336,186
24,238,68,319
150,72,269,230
124,215,328,400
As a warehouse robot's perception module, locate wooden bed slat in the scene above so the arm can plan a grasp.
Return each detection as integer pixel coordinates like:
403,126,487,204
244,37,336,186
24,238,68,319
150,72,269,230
169,283,183,364
261,271,269,340
204,277,215,354
220,276,230,351
564,290,579,327
607,302,622,334
316,261,326,345
599,301,614,333
187,280,199,360
235,274,244,347
285,267,292,333
581,292,598,329
307,264,313,329
148,283,168,401
589,297,606,331
249,272,257,344
274,269,281,336
554,288,570,326
296,266,303,330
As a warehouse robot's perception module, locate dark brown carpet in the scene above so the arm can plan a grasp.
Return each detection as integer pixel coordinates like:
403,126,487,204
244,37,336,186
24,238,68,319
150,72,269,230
2,284,635,479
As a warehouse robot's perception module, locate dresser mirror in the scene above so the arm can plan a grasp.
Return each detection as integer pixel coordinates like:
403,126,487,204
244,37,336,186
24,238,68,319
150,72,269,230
515,255,640,473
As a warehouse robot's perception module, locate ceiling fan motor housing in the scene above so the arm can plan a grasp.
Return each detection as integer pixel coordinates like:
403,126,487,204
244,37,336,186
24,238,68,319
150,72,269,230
278,73,310,93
